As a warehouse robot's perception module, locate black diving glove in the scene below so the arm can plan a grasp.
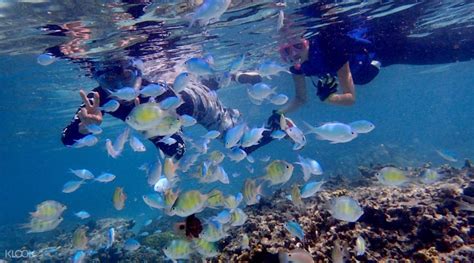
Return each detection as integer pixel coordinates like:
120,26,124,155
266,110,282,131
316,74,338,101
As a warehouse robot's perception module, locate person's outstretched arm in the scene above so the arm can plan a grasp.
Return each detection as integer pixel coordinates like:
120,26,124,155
61,89,103,146
326,62,355,106
280,74,308,114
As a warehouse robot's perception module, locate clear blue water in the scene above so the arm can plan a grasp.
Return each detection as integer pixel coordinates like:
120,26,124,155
0,0,473,259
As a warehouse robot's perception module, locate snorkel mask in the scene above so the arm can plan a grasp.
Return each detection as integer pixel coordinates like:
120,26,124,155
93,61,142,91
279,39,309,70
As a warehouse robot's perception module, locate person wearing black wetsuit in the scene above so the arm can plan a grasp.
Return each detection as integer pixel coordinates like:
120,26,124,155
61,59,269,160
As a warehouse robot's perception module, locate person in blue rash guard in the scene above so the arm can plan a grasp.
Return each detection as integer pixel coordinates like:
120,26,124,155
60,59,269,159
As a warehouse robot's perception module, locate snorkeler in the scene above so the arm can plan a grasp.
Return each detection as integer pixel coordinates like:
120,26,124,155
277,27,380,113
61,60,268,160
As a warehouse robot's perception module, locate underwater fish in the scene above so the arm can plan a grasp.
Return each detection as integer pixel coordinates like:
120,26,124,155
436,149,458,162
202,130,221,140
142,193,167,209
163,157,178,182
349,120,375,134
295,156,312,182
269,93,289,105
71,250,86,263
241,234,250,250
171,190,209,217
200,219,228,242
72,134,98,148
85,124,102,135
74,211,90,219
194,239,220,258
105,139,121,158
164,189,180,209
228,54,245,73
180,114,197,127
69,169,94,180
125,102,167,131
279,248,314,263
304,121,357,144
159,136,177,145
163,239,192,261
99,99,120,113
262,160,294,186
284,221,305,241
173,72,191,93
140,231,150,237
129,135,146,152
280,115,306,149
213,210,231,224
420,168,442,184
243,179,263,206
223,193,243,211
190,137,210,154
295,156,323,181
241,126,268,148
209,150,225,165
144,115,182,137
140,84,166,97
94,172,116,183
30,200,66,221
144,219,152,226
179,153,199,173
189,0,231,27
154,176,174,193
258,60,290,78
109,87,138,101
124,239,140,252
300,180,325,199
291,184,304,209
229,208,248,226
23,217,63,233
224,122,247,148
140,159,162,187
211,165,230,184
72,227,88,250
355,235,366,256
62,180,84,193
113,127,130,153
37,53,56,66
206,189,225,209
106,227,115,249
328,196,364,222
112,187,127,211
375,167,409,187
227,147,247,162
247,83,276,101
159,96,182,110
185,57,215,75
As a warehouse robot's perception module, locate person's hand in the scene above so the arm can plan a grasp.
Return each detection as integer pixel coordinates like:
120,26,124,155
78,90,103,134
316,74,338,101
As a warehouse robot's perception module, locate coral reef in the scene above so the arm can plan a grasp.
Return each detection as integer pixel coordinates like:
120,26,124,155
220,162,474,262
9,162,474,262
